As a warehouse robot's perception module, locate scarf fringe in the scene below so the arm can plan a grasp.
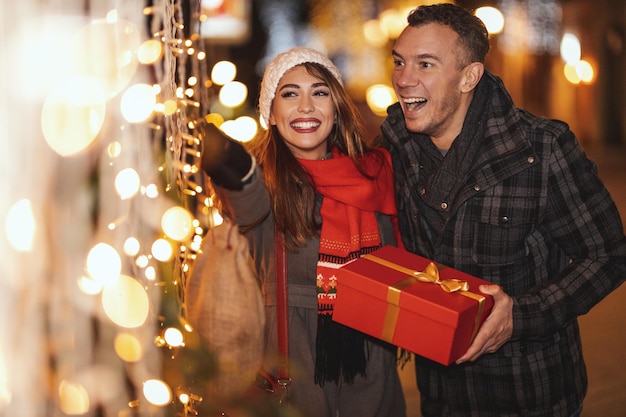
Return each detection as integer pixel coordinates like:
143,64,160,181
314,315,367,386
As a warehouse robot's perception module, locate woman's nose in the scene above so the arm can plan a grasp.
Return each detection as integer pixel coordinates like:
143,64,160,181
298,95,314,113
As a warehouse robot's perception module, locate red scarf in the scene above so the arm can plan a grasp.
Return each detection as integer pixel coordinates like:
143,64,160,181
298,147,403,315
298,147,403,385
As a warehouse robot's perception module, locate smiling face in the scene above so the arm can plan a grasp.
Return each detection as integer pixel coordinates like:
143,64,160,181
269,65,336,160
392,23,483,149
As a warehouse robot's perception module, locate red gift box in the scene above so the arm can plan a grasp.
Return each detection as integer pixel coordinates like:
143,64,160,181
333,245,494,365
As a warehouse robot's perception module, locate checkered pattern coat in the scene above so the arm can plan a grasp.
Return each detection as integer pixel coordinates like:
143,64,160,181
381,71,626,417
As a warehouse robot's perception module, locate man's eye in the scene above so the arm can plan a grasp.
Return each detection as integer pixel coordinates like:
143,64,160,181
393,60,404,68
419,62,432,68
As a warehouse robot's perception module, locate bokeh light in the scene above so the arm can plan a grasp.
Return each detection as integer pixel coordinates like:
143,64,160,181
220,116,258,142
120,83,156,123
363,20,388,47
137,39,163,64
114,333,144,363
143,379,172,407
72,19,141,97
475,7,505,35
86,243,121,285
211,60,237,85
5,199,35,252
114,168,141,200
366,84,396,117
151,238,174,262
101,274,150,328
560,33,581,63
161,206,194,242
219,81,247,107
58,380,90,415
163,327,184,347
41,76,106,156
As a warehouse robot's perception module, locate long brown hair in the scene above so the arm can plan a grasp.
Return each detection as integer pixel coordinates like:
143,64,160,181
247,62,370,250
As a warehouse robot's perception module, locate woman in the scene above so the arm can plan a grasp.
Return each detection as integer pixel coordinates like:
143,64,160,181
202,47,406,417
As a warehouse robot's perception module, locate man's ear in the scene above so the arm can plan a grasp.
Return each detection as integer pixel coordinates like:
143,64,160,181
461,62,484,93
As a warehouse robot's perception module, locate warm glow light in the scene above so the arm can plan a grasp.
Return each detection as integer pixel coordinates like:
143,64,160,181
475,7,505,35
86,243,121,285
363,20,388,47
220,116,258,142
145,183,159,198
366,84,396,117
114,333,143,362
151,238,174,262
161,206,194,242
143,379,172,407
58,380,90,415
114,168,141,200
72,19,141,97
144,266,156,280
41,76,106,156
77,275,103,295
138,39,163,64
136,255,149,268
576,59,594,83
560,33,581,63
120,83,156,123
5,199,35,252
219,81,247,107
211,207,224,226
162,99,178,116
107,141,122,158
379,8,405,39
564,62,581,84
204,113,225,127
211,60,237,85
102,274,149,328
123,237,141,256
202,0,224,10
163,327,184,347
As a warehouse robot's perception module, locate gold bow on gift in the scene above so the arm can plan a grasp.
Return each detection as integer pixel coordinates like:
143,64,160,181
363,254,470,294
411,262,470,293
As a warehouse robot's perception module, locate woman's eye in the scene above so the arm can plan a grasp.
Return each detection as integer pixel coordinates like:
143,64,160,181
313,89,330,97
280,91,297,98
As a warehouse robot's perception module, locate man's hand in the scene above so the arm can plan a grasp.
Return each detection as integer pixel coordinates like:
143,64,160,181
455,284,513,364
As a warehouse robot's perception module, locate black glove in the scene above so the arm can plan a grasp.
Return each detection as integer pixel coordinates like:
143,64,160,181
200,122,253,191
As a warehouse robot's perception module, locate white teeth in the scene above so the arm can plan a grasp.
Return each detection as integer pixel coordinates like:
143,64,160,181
404,97,426,111
403,98,426,104
291,121,320,129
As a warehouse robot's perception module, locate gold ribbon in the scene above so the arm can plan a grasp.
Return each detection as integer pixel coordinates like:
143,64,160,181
362,254,486,345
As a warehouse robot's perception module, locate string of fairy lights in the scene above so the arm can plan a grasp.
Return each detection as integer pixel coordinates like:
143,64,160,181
3,0,262,415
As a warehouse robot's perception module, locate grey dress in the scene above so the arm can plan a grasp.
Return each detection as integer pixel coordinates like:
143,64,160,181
220,166,407,417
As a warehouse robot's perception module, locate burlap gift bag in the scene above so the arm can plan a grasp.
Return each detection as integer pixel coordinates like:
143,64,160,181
185,217,265,400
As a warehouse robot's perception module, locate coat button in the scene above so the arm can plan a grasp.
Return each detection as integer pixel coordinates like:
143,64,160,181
527,156,535,164
473,184,481,191
440,202,448,210
419,187,426,195
501,216,509,223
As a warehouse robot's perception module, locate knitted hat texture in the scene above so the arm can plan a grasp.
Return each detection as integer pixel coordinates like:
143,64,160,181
259,47,342,125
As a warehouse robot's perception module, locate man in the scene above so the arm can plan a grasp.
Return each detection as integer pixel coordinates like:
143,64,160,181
379,3,626,417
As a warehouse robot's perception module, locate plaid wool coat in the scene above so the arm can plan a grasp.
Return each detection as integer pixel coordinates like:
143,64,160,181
381,71,626,417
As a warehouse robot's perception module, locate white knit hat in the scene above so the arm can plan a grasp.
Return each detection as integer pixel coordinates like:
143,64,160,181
259,47,343,126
